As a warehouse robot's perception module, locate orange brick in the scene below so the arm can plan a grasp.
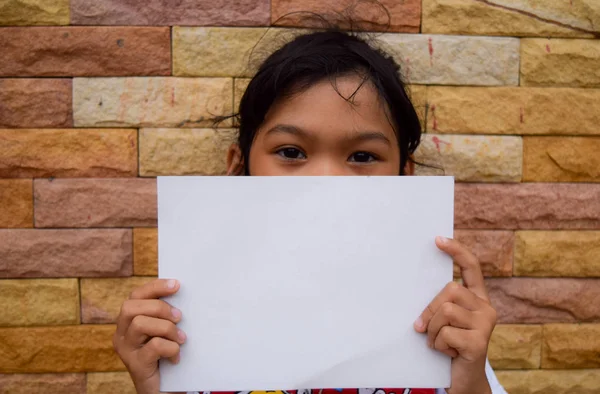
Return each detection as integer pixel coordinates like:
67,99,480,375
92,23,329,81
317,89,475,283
0,179,32,228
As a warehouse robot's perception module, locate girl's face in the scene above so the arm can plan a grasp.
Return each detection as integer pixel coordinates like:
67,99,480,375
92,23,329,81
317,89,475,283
228,75,409,176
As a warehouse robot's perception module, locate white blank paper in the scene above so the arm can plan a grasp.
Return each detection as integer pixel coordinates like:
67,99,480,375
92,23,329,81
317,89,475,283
158,176,454,393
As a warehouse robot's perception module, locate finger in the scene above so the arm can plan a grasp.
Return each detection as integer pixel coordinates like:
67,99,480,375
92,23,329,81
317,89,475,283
117,299,182,337
433,326,467,358
414,282,480,333
126,315,186,347
129,279,179,300
426,302,473,348
138,337,181,366
435,236,488,301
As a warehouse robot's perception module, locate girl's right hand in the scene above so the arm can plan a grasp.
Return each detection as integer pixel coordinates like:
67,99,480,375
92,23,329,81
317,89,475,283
113,279,186,394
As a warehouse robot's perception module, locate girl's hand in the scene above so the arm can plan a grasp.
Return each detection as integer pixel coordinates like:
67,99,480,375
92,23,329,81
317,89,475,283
113,279,186,394
414,237,496,394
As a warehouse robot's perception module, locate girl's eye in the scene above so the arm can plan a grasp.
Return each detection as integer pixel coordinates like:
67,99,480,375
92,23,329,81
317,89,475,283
348,151,378,163
276,147,307,160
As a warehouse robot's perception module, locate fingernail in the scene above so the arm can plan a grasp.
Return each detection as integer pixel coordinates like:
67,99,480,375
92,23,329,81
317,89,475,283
414,316,424,330
178,329,187,343
437,236,449,245
166,279,177,289
174,354,180,364
172,308,182,320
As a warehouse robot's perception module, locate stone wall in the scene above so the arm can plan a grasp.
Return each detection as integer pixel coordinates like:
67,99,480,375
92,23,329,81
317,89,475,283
1,0,599,393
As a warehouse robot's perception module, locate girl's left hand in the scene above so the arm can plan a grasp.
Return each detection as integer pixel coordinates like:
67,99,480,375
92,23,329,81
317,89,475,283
414,236,497,394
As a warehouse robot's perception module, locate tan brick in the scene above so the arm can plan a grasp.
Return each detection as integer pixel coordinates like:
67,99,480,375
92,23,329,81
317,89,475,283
489,325,542,369
453,230,513,277
139,128,238,176
0,79,72,128
0,0,69,25
0,27,170,77
87,372,136,394
543,324,600,368
0,325,124,373
81,277,155,324
496,369,600,394
73,77,233,128
0,229,132,278
415,134,522,182
234,78,251,113
0,279,79,326
521,39,600,88
0,129,137,178
0,374,85,394
515,231,600,277
427,87,600,135
523,137,600,182
0,179,32,228
34,178,156,228
422,0,600,38
133,228,158,276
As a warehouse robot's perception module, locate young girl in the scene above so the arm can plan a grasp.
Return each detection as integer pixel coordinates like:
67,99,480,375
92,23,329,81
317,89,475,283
114,30,507,394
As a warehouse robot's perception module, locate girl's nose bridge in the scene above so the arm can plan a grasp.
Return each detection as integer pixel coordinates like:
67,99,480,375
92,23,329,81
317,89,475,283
309,157,347,176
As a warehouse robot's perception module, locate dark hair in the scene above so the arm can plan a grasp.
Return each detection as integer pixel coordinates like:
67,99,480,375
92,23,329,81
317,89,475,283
236,30,422,175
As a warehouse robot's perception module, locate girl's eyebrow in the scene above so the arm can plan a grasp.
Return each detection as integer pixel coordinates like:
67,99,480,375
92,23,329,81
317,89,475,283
265,124,391,146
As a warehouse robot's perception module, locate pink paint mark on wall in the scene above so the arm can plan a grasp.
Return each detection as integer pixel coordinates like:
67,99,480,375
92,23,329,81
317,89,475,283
428,38,434,66
430,104,438,131
520,107,525,124
545,44,551,53
432,136,450,153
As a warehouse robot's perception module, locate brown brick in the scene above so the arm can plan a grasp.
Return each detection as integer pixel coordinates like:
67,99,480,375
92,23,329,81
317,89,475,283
0,374,85,394
515,231,600,277
133,228,158,276
0,325,124,373
81,277,156,324
87,372,136,394
272,0,421,32
0,27,170,77
489,325,542,369
0,0,69,26
0,129,137,178
34,178,157,228
496,369,600,394
453,230,513,277
523,137,600,182
0,229,132,278
487,278,600,324
0,79,72,128
0,179,32,228
0,279,79,326
543,324,600,368
455,183,600,230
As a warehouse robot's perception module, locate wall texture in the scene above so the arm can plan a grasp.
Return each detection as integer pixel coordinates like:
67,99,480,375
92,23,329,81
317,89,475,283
1,0,600,393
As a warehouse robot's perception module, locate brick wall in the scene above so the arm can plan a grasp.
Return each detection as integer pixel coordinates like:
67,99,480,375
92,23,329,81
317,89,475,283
1,1,599,393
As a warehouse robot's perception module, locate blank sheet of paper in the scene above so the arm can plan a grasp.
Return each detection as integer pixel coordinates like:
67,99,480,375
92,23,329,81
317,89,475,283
158,176,454,393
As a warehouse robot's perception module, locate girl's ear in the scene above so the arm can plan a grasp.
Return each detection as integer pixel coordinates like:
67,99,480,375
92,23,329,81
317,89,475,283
226,143,245,176
404,157,415,175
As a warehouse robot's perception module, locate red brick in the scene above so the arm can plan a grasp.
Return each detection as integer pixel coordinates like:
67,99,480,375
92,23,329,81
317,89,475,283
34,178,157,228
0,79,72,128
71,0,269,26
0,229,132,278
454,230,514,277
0,179,32,228
487,278,600,324
455,183,600,230
0,374,85,394
0,27,170,77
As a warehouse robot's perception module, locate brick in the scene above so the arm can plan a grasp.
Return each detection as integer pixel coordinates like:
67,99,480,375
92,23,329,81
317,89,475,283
487,278,600,324
488,325,542,369
523,137,600,182
139,128,238,176
455,183,600,230
543,324,600,368
0,374,85,394
0,229,132,278
272,0,421,33
0,79,72,128
422,0,600,38
0,27,170,77
71,0,269,26
427,87,600,135
0,129,137,178
0,325,124,373
133,228,158,276
515,231,600,277
34,179,157,228
87,372,136,394
415,134,522,182
0,179,32,228
73,77,233,128
496,369,600,394
81,277,155,324
521,38,600,88
0,0,69,25
0,279,79,326
379,34,519,86
453,230,513,277
234,78,251,113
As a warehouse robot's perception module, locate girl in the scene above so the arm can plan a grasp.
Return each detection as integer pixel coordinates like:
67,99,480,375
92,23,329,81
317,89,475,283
114,30,506,394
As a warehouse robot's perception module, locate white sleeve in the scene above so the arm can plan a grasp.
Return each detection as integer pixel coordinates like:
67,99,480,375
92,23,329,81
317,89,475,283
435,359,507,394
